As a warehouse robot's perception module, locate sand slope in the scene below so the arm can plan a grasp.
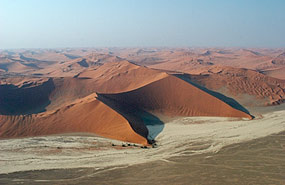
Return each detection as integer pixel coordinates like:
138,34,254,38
262,66,285,80
100,75,252,119
0,78,55,115
77,60,168,93
0,60,254,144
45,61,168,110
0,93,148,145
187,66,285,106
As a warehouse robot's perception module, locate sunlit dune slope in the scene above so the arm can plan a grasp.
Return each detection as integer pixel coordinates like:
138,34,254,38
187,66,285,106
46,61,168,109
99,75,252,119
0,61,253,144
77,60,168,93
262,66,285,80
0,93,148,145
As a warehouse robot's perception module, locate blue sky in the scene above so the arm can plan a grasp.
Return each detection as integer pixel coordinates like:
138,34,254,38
0,0,285,49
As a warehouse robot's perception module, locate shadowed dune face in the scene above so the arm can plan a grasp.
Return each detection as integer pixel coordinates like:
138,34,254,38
0,94,148,145
97,93,163,142
0,61,253,144
0,78,55,115
46,61,169,110
99,75,252,119
187,67,285,106
174,73,251,115
5,48,284,144
0,61,168,144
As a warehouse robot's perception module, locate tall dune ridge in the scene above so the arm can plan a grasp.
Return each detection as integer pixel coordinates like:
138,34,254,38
0,54,255,144
99,75,252,119
118,48,285,107
0,93,148,145
45,61,169,110
2,48,284,145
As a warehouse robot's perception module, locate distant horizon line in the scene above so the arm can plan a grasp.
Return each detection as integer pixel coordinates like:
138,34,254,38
1,46,285,50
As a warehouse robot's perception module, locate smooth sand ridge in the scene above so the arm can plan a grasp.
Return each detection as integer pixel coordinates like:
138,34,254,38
0,61,167,144
99,75,252,119
46,61,169,110
0,61,168,112
0,61,251,145
76,60,169,93
0,93,148,145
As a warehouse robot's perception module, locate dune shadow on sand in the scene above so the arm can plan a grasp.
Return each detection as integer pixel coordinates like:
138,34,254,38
0,78,55,115
133,110,164,141
174,74,252,116
97,93,164,143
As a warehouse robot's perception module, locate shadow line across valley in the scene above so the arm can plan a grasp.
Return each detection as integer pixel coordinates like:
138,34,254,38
174,73,253,117
97,93,164,144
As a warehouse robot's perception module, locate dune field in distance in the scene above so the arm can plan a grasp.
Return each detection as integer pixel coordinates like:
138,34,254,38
1,48,285,184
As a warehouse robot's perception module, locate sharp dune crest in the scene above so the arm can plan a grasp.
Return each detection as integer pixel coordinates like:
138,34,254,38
100,75,252,119
1,48,280,144
0,93,148,145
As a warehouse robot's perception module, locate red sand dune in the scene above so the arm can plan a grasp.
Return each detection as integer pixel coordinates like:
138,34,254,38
187,66,285,106
116,48,282,73
122,48,285,106
3,49,278,144
0,61,252,144
0,93,148,145
99,75,252,119
0,78,54,115
262,66,285,80
44,53,125,77
0,60,37,73
77,60,168,93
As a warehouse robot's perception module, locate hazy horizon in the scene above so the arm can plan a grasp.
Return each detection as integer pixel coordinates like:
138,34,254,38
1,0,285,49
